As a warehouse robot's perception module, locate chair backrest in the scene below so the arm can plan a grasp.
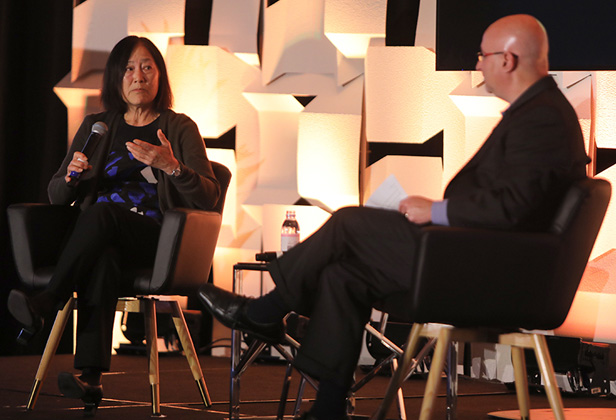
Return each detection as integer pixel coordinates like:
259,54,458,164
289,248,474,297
211,161,232,215
544,177,611,326
137,161,232,295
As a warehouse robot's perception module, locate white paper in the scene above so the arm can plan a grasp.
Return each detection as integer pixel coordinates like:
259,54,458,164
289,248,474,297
365,174,408,210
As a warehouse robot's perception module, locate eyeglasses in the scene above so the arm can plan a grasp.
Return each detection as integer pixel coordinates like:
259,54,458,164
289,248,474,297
476,51,505,62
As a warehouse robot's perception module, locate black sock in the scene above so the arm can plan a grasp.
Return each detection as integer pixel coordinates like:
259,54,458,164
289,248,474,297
246,289,288,324
310,379,348,420
80,367,102,386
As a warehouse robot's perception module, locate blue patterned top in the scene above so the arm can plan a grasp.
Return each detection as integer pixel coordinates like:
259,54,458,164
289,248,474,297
96,118,162,221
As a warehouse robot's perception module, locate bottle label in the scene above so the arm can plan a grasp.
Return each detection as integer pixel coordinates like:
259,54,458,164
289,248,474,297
281,233,300,252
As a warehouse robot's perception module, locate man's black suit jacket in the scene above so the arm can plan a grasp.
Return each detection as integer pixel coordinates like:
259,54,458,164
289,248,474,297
444,76,590,231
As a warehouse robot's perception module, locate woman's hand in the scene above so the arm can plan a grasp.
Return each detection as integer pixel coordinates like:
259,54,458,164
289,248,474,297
126,129,179,175
65,151,91,183
398,196,434,225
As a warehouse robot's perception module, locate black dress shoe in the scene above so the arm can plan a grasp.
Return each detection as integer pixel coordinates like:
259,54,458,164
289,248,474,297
58,372,103,417
7,290,44,341
198,283,285,344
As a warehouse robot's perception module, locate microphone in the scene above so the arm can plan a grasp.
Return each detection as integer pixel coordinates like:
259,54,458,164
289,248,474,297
68,121,108,186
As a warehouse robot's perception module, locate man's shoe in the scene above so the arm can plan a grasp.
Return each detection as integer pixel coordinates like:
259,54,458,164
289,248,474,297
198,284,285,344
58,372,103,417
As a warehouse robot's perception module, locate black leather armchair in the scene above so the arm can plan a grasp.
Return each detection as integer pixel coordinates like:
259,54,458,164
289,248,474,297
7,161,232,416
371,177,611,420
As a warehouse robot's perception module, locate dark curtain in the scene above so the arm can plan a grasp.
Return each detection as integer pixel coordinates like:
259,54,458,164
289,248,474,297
0,0,73,355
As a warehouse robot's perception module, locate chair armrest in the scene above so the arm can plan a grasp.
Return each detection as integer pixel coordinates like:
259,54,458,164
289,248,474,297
136,208,222,294
380,226,563,329
7,203,79,289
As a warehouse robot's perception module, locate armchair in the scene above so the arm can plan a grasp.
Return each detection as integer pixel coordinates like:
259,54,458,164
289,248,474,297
371,177,611,420
7,161,231,416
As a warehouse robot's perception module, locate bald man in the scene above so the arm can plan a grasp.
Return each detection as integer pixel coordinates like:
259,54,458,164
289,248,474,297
199,15,589,420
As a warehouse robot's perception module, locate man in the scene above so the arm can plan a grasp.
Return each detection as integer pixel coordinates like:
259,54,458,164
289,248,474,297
199,14,589,420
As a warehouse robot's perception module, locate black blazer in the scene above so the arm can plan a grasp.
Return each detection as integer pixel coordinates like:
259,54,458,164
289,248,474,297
444,76,590,231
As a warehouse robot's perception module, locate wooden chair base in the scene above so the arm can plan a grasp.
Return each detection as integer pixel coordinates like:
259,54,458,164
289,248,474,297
371,323,566,420
24,294,211,415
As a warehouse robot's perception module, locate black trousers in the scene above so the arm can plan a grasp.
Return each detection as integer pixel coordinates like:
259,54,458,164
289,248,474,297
47,202,161,371
268,206,421,388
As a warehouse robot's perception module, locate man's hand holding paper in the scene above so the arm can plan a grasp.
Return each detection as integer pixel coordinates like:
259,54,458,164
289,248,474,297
365,174,435,224
398,195,434,224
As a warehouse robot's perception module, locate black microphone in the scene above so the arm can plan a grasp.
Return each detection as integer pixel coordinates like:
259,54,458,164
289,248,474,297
68,121,108,186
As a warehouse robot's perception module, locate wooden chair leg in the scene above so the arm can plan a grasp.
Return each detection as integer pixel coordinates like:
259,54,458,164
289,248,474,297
144,299,161,416
419,328,451,420
26,295,75,410
169,301,212,407
531,334,566,420
511,346,531,420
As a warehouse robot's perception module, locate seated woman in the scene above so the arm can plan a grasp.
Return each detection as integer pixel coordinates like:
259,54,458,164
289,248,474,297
7,35,220,415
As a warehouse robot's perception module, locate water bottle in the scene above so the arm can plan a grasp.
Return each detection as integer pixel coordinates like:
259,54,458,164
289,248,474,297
281,210,300,252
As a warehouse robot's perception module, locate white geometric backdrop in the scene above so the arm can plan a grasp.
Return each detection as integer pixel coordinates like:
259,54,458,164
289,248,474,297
54,0,616,355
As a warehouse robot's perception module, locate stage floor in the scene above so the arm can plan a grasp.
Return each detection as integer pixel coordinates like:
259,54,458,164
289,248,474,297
1,353,614,420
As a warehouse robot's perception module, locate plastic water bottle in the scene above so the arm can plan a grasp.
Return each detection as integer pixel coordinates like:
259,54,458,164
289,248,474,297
281,210,300,252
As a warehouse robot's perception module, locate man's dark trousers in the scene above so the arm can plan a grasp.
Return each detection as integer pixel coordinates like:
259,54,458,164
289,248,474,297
269,206,422,388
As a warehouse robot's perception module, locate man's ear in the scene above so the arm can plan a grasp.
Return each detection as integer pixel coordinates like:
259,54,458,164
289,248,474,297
503,51,518,72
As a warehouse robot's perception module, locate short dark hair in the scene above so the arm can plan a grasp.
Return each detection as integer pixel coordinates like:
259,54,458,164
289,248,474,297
101,36,173,113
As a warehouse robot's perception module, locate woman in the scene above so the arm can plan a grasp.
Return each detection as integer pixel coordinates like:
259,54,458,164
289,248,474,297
7,36,220,415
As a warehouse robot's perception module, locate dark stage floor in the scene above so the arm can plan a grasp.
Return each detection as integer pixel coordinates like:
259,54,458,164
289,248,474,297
1,353,614,420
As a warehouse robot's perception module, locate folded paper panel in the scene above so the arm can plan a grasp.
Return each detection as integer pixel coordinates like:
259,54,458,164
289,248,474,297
595,72,616,149
552,72,593,157
365,42,466,189
262,0,338,84
54,72,104,147
245,73,338,96
415,0,436,50
336,53,365,86
127,0,185,34
365,43,465,144
297,112,361,211
324,0,386,36
72,0,129,82
296,75,363,210
588,165,616,260
210,0,260,54
323,0,386,58
242,92,303,205
166,45,260,138
205,149,238,242
166,45,222,136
